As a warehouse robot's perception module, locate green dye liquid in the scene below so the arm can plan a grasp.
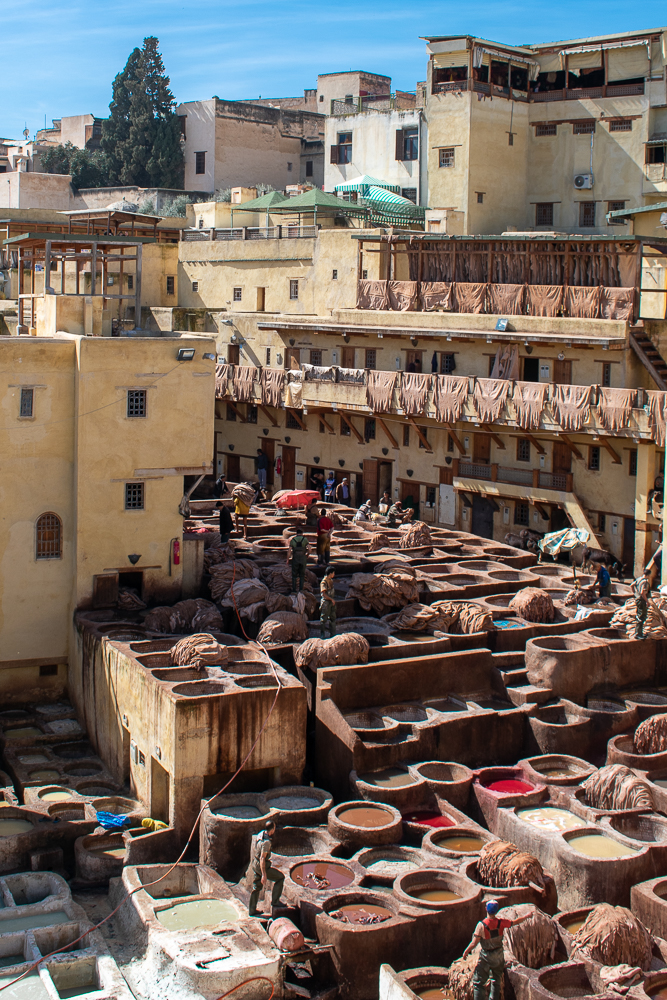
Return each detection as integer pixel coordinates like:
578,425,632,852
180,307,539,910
157,899,239,931
0,912,70,934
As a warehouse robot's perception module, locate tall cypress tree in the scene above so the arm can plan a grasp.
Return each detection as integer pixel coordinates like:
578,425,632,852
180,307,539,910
101,37,183,189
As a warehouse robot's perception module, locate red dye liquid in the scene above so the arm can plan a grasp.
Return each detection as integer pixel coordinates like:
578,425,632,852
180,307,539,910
404,811,455,828
487,779,534,794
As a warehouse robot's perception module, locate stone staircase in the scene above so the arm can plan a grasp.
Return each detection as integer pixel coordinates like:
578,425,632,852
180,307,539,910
630,329,667,390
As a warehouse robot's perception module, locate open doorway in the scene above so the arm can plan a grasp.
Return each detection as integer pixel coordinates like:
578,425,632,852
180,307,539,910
118,571,143,599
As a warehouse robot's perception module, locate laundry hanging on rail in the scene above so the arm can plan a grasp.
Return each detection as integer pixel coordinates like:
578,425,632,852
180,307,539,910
420,281,453,312
599,287,634,322
525,285,563,317
387,280,419,311
486,283,525,316
647,390,667,448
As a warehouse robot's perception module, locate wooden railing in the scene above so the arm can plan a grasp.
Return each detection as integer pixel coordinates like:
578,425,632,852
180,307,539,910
181,225,318,243
455,460,573,492
432,79,644,102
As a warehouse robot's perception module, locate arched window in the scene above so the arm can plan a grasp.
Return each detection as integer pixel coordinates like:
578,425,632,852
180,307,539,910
36,513,62,560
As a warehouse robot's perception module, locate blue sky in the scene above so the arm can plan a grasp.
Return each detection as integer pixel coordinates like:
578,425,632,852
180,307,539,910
2,0,665,139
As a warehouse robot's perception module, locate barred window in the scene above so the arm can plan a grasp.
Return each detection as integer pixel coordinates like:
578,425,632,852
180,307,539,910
192,280,199,291
289,279,299,300
125,482,145,510
166,276,175,295
36,512,62,559
20,387,34,417
441,353,456,374
579,202,596,227
365,418,376,441
535,123,557,137
247,405,258,424
610,120,632,132
127,389,146,418
535,203,554,227
127,274,134,290
517,438,531,462
588,446,601,471
514,501,529,526
573,120,595,135
286,410,303,430
310,350,323,366
439,147,455,168
233,287,242,301
365,349,376,369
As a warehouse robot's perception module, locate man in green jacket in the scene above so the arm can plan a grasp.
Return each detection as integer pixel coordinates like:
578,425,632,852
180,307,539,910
287,527,310,593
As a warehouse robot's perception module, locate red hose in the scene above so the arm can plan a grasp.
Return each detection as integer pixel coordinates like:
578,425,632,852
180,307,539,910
216,977,274,999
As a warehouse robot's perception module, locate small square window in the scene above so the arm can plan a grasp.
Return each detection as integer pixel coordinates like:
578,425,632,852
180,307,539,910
508,133,514,146
127,274,134,290
573,120,595,135
601,362,612,387
403,424,410,447
514,501,529,526
401,188,417,204
287,162,293,171
441,353,456,374
476,192,484,204
310,350,323,366
439,147,455,168
306,160,313,177
365,349,376,369
127,389,147,418
362,269,368,279
588,446,601,471
332,269,338,280
610,119,632,133
607,201,626,225
629,449,637,477
198,218,204,229
166,276,175,295
266,348,271,366
535,203,554,227
319,420,326,434
599,513,606,532
289,279,299,300
20,387,33,417
517,438,531,462
319,95,324,102
286,409,303,430
535,123,557,137
247,405,258,424
233,287,242,302
418,427,429,449
125,482,145,510
340,416,351,436
579,202,596,228
365,418,376,442
226,404,237,421
195,151,206,174
192,280,199,292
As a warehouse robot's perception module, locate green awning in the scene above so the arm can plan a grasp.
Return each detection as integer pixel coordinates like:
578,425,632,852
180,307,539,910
270,188,366,215
363,186,417,207
334,175,400,194
231,191,290,212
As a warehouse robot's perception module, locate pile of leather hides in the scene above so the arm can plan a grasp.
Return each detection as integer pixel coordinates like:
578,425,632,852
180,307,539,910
265,590,319,619
257,612,309,645
477,840,545,889
345,568,420,614
209,560,259,603
117,588,146,612
399,521,432,549
448,952,476,1000
385,603,452,632
144,599,222,634
634,713,667,755
610,597,667,639
170,633,228,668
508,588,555,623
294,633,370,671
503,905,558,968
571,904,652,969
231,483,257,505
219,578,270,621
261,563,318,594
367,532,393,552
582,764,653,811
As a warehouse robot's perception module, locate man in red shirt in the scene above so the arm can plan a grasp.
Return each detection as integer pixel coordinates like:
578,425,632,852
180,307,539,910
463,899,529,1000
316,507,334,565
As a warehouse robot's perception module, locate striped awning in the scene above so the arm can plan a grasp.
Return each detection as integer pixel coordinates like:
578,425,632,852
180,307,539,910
363,186,416,206
334,175,400,194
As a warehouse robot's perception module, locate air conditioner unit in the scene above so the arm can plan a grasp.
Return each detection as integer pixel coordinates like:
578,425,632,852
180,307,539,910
574,173,594,189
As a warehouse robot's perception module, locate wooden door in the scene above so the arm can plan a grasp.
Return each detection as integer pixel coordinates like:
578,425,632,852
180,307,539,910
261,439,274,485
281,446,296,489
473,433,491,464
226,453,240,481
553,359,572,384
406,350,423,372
363,459,378,507
471,496,495,538
552,441,571,475
285,347,300,370
228,344,240,365
341,346,356,368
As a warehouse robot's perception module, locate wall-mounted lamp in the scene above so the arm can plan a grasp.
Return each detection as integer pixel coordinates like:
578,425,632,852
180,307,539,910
221,318,234,326
445,456,452,465
313,456,320,464
410,337,419,347
358,462,363,470
343,334,350,343
263,428,269,435
406,469,414,477
525,344,533,355
284,436,291,444
382,447,389,456
177,348,196,361
128,553,141,565
338,459,345,467
377,333,383,339
202,352,216,360
289,338,296,347
557,351,565,361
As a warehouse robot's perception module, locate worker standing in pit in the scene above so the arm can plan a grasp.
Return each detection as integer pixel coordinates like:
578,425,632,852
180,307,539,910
595,563,612,599
287,526,309,593
633,572,650,640
320,566,336,638
463,900,530,1000
248,820,284,917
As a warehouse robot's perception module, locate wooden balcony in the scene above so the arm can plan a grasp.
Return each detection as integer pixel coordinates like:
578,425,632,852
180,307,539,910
455,460,573,493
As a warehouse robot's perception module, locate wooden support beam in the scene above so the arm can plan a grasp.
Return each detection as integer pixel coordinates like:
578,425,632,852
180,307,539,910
258,404,278,427
286,408,308,432
598,437,622,464
226,400,246,422
559,434,583,460
408,417,432,453
377,418,399,449
535,503,551,520
444,424,466,455
339,410,364,444
523,432,545,455
313,411,336,434
480,424,505,450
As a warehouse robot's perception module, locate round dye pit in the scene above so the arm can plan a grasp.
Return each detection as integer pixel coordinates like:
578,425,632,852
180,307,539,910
0,819,33,836
89,846,126,858
3,728,43,739
365,858,419,876
416,990,453,999
213,805,263,819
359,768,416,789
29,770,60,782
517,807,586,833
562,918,587,934
267,795,322,811
17,755,49,765
38,789,73,803
329,902,392,925
157,898,239,930
404,812,455,829
647,987,667,999
411,889,461,902
291,862,354,891
433,834,484,853
567,834,638,858
337,805,392,828
487,779,534,794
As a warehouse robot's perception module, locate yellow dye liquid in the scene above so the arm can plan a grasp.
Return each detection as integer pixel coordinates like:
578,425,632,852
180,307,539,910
418,990,454,999
359,768,416,788
89,846,125,858
517,807,584,833
563,918,586,934
40,790,72,802
435,835,483,853
568,834,638,858
0,820,33,836
157,898,238,931
412,889,461,902
4,729,42,739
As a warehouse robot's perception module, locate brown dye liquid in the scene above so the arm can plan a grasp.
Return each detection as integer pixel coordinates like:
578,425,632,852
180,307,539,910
29,771,60,782
89,846,126,858
412,889,461,902
648,988,667,999
568,834,638,858
418,990,454,999
563,919,586,934
4,728,42,739
338,806,391,828
291,862,354,890
435,835,483,853
0,820,33,836
359,768,415,788
331,902,392,924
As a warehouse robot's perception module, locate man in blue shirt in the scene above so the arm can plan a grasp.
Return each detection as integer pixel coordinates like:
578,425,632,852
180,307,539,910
596,564,612,598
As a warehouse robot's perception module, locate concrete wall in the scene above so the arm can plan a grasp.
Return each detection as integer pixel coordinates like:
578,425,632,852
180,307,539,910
0,173,74,210
317,71,392,113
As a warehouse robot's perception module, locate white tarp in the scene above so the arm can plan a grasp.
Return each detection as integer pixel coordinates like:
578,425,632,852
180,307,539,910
538,527,589,557
438,483,456,526
608,45,650,81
